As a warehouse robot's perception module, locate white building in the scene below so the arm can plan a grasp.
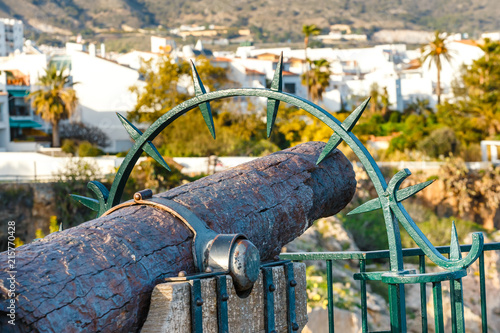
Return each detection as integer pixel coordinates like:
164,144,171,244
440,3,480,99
0,53,48,152
0,19,23,57
481,32,500,41
0,91,8,151
67,45,144,152
234,39,485,112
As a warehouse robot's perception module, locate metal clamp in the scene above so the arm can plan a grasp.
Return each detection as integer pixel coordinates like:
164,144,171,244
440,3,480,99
102,189,261,292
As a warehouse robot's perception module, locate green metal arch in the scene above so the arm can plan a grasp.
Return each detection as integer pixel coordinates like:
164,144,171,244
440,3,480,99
72,66,483,273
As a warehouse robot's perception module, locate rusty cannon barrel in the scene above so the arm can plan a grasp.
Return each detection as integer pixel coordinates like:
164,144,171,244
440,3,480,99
0,142,357,332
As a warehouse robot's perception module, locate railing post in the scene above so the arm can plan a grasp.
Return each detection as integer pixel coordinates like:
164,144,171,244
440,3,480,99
419,255,428,333
388,283,406,333
359,259,368,333
326,259,335,333
479,251,488,333
450,278,465,333
432,282,444,333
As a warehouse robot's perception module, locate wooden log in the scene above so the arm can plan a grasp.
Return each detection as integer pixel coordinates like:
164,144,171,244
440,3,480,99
0,142,356,332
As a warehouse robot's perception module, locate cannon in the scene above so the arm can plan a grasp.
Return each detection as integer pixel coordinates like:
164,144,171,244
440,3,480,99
0,142,357,332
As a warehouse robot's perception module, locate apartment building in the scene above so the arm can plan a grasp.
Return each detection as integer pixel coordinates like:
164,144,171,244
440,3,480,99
0,19,23,57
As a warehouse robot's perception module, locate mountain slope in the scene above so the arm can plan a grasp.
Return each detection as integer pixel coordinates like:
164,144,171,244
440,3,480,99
0,0,498,40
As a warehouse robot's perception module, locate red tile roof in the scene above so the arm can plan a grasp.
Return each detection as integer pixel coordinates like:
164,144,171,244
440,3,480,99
282,70,298,76
245,68,266,75
214,57,232,62
454,40,479,47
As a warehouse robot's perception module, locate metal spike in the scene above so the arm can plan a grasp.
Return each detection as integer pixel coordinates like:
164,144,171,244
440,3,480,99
348,178,435,216
266,52,284,137
347,197,381,216
395,179,435,202
117,113,141,140
145,143,171,171
117,113,170,171
342,97,370,131
316,97,370,164
316,133,342,165
190,60,215,139
69,194,100,212
450,221,462,260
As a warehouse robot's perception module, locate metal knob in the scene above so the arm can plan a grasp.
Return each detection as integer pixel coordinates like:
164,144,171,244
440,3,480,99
206,234,260,292
229,238,260,292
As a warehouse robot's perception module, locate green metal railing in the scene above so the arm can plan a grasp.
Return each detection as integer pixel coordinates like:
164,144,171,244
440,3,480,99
281,242,500,333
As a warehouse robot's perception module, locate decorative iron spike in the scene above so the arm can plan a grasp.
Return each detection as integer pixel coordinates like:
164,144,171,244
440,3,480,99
346,197,381,216
450,221,462,260
316,133,342,165
347,178,436,216
117,113,170,171
190,59,216,139
69,194,100,212
266,52,284,138
386,168,412,195
87,180,110,215
316,97,370,165
395,179,435,202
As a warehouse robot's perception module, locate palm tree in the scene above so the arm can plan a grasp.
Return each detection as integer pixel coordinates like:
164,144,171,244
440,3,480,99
301,59,331,103
421,31,453,104
302,24,321,99
28,65,78,147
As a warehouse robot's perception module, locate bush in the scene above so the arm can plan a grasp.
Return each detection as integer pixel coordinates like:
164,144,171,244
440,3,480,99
52,158,104,228
61,139,77,155
417,127,460,158
60,122,110,148
77,141,103,157
388,111,401,123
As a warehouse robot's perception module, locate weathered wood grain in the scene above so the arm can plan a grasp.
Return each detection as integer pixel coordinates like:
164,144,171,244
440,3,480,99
141,262,308,333
0,142,356,332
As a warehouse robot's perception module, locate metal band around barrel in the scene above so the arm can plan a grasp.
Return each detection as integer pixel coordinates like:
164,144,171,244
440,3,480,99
101,193,218,271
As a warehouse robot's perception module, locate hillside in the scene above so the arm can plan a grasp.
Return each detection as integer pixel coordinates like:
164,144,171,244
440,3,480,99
0,0,499,43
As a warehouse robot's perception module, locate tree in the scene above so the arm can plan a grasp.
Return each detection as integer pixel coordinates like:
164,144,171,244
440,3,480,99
28,65,78,147
369,83,381,113
302,24,321,99
462,38,500,136
437,39,500,142
129,56,286,157
301,59,331,103
421,31,453,104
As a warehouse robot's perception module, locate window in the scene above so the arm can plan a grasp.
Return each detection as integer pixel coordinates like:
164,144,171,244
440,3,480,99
284,83,296,94
9,97,29,116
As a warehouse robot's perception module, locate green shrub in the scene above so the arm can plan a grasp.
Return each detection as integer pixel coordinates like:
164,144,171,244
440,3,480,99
61,139,77,155
417,127,460,158
341,210,388,251
388,111,401,123
77,141,103,157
